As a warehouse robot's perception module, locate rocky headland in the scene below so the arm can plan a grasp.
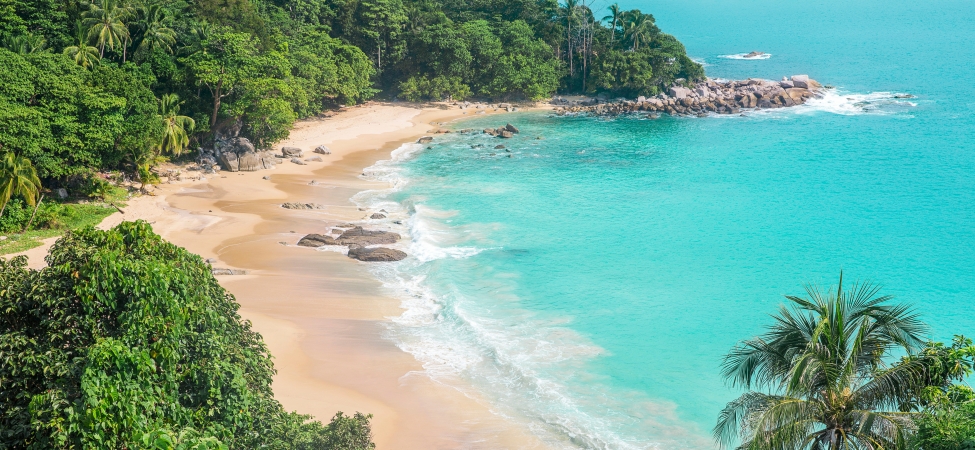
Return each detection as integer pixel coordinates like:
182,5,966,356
552,75,823,117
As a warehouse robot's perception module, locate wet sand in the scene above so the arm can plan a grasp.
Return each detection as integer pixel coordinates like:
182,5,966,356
14,103,549,449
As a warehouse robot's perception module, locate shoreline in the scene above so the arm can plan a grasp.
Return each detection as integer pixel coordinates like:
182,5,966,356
12,102,550,448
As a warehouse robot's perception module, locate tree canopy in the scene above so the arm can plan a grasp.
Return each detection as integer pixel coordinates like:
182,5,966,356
0,221,374,449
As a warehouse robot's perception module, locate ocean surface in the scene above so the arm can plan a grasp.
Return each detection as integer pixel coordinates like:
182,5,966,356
353,1,975,448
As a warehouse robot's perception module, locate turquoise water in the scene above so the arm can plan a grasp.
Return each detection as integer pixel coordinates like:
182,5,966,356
356,1,975,448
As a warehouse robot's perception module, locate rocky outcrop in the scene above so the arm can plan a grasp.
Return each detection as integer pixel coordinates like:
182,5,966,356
314,145,331,154
553,75,822,117
370,213,386,219
198,124,277,173
417,136,434,144
282,202,326,210
331,227,400,246
347,246,407,262
297,234,332,247
483,124,521,138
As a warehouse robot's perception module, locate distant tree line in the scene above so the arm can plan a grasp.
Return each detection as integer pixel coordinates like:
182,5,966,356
0,0,703,191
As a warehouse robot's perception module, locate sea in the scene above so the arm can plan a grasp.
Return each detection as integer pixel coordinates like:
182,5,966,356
351,0,975,448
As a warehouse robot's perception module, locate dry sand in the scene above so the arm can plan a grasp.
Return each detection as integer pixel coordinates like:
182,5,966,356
12,102,551,449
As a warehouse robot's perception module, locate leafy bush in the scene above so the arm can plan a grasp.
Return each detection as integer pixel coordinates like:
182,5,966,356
914,402,975,450
0,221,375,449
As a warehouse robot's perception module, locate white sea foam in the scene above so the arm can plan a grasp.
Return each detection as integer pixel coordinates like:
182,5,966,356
349,139,713,449
797,89,917,116
719,52,771,60
690,56,710,67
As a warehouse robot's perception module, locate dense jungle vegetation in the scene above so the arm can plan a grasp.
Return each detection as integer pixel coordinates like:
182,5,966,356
0,0,703,189
0,222,376,449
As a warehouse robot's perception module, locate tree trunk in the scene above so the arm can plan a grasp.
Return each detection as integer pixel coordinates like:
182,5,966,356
24,194,43,232
210,78,223,127
0,200,7,220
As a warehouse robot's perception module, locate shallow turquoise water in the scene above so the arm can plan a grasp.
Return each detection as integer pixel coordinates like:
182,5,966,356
357,1,975,447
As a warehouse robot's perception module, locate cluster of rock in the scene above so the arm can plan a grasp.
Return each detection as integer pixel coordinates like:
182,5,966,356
281,202,326,210
483,123,521,138
456,101,520,112
197,122,332,172
553,75,822,117
297,226,407,262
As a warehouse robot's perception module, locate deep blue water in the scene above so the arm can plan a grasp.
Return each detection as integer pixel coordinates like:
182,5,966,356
355,1,975,447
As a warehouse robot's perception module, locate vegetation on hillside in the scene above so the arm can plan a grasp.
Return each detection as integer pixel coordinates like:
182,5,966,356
715,273,975,450
0,221,375,449
0,0,701,182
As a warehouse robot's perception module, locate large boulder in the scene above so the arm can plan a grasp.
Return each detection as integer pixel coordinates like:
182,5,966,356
260,152,277,170
331,226,400,246
314,145,331,155
347,246,407,262
505,123,520,134
236,138,256,153
417,136,433,144
282,147,303,157
237,152,263,171
669,87,691,99
218,153,239,172
786,88,812,103
297,234,334,247
791,75,811,89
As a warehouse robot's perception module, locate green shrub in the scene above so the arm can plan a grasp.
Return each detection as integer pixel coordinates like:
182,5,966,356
915,403,975,450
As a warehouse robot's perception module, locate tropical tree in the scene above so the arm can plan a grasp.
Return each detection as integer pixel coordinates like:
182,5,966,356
602,3,622,42
0,152,42,219
622,11,656,51
1,33,46,54
134,4,176,60
714,273,931,450
156,93,196,156
63,21,100,68
560,0,579,75
83,0,134,59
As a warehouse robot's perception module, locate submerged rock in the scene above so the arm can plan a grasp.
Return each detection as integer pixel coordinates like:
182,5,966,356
331,226,400,246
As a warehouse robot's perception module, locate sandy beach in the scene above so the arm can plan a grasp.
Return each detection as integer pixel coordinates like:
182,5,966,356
13,102,549,449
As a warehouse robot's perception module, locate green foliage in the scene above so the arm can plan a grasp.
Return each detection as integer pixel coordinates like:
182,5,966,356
399,75,471,101
893,336,975,411
914,402,975,450
714,273,929,450
0,200,115,254
0,49,160,180
0,152,42,217
0,221,376,448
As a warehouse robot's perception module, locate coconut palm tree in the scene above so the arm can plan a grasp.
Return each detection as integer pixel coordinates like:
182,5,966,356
622,11,654,51
134,4,176,60
560,0,579,75
63,21,101,68
156,94,196,156
83,0,134,59
714,273,931,450
2,33,46,54
602,3,623,43
0,152,42,219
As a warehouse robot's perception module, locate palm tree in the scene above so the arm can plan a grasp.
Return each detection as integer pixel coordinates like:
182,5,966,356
83,0,134,59
156,94,196,156
622,11,653,51
63,21,100,68
2,33,46,54
560,0,579,76
714,273,931,450
0,152,42,219
602,3,623,43
134,4,176,60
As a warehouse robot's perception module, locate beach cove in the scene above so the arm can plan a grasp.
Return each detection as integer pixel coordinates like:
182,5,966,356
13,102,554,449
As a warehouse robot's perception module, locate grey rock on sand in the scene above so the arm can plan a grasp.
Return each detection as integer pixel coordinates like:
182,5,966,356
282,146,303,157
282,202,325,210
305,156,323,162
314,145,331,154
347,246,407,262
370,213,386,219
291,157,306,165
417,136,434,144
212,268,248,275
297,234,332,247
